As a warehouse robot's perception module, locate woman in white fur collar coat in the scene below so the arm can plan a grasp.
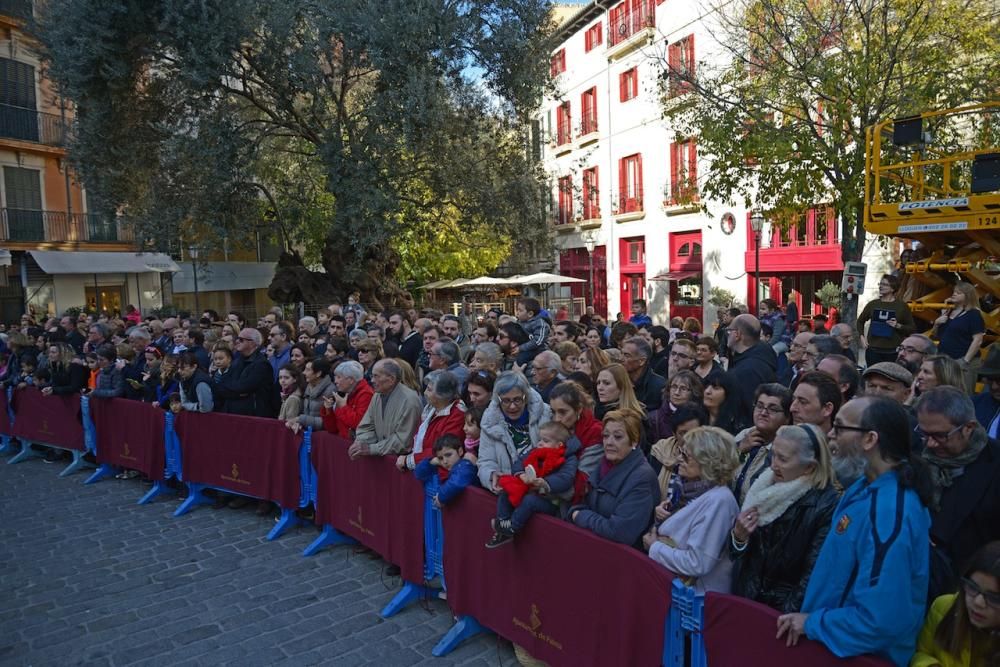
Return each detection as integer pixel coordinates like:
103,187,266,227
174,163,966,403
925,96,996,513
729,424,840,613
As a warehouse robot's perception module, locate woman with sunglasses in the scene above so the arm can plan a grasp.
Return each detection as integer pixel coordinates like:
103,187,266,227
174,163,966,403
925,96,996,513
913,540,1000,666
642,426,740,592
729,424,839,612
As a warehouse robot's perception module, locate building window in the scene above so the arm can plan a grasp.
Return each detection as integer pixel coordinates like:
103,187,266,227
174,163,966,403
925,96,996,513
558,176,573,226
585,23,603,52
667,34,695,96
550,49,566,77
617,153,643,214
581,87,598,135
609,0,655,48
3,166,43,241
583,167,600,221
669,138,698,204
626,238,645,265
556,101,572,145
619,67,638,102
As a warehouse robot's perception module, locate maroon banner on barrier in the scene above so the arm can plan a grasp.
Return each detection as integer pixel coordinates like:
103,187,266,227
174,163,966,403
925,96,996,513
703,593,891,666
90,398,166,480
311,432,424,582
0,388,11,435
11,387,84,450
442,487,674,667
175,412,301,508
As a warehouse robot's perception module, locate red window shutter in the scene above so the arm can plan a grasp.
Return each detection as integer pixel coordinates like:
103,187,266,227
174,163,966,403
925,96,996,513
688,140,698,199
688,33,695,83
636,154,643,208
596,23,602,45
618,158,626,211
669,143,679,203
619,72,626,102
668,43,678,94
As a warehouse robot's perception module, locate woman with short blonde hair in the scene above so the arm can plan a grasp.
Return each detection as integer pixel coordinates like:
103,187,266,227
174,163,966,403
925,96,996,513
643,426,740,593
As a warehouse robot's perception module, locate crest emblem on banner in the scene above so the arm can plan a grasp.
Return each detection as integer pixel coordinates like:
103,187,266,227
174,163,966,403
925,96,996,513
40,419,51,434
529,604,541,632
123,442,130,457
231,463,239,479
349,504,374,536
513,602,563,650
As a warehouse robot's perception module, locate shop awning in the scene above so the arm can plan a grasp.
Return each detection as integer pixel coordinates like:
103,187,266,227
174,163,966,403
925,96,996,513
650,270,700,282
171,261,277,293
29,250,180,274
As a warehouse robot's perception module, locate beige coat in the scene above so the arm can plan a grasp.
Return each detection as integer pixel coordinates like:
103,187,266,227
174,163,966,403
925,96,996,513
354,383,423,455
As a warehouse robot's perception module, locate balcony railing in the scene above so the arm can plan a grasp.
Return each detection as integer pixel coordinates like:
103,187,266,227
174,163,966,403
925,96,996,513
581,111,598,136
1,208,133,243
0,0,33,21
613,191,644,215
609,0,655,48
556,118,572,146
0,104,70,146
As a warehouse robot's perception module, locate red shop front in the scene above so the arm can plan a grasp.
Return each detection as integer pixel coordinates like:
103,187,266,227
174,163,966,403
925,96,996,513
559,245,607,317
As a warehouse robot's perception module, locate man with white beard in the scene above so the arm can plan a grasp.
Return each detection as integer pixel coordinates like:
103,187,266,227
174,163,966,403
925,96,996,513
826,397,872,488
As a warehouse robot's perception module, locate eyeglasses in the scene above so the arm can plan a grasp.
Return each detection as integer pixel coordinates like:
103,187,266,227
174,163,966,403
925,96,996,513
962,577,1000,607
499,396,525,407
236,337,254,344
895,345,922,355
914,423,964,444
831,422,871,436
753,402,785,415
670,384,691,393
670,351,694,360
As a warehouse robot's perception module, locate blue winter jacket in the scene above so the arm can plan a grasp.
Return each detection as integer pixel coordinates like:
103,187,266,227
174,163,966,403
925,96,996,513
802,470,930,667
570,447,659,546
415,458,479,505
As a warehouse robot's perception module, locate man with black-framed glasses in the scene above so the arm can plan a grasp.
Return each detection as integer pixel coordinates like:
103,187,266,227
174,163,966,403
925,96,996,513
779,395,932,665
916,386,1000,590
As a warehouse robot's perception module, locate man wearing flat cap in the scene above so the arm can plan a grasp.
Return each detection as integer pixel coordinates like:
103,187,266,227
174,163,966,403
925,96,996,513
862,362,913,405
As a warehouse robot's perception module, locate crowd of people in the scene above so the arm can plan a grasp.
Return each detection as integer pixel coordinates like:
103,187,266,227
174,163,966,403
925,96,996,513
1,282,998,666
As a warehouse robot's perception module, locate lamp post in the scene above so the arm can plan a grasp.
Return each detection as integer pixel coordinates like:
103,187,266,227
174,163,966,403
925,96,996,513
582,230,598,314
188,246,200,316
750,213,765,310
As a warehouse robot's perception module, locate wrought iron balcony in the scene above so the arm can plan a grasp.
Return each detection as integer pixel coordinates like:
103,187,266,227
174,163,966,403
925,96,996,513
0,208,133,244
0,104,70,146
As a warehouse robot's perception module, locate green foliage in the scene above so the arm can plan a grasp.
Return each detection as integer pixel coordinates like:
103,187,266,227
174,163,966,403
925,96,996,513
815,282,842,310
708,286,737,308
36,0,554,302
662,0,1000,261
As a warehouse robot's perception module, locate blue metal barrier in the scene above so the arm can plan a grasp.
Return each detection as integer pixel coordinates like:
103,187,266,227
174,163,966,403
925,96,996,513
82,397,117,484
0,386,15,455
380,474,444,618
134,410,183,504
169,417,307,540
8,395,92,476
302,430,358,557
667,579,706,667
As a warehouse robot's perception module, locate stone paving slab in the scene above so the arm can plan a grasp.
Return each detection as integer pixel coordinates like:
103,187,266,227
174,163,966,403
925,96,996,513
0,456,517,666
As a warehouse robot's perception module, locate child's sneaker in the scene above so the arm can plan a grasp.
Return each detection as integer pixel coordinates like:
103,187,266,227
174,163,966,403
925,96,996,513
485,519,514,549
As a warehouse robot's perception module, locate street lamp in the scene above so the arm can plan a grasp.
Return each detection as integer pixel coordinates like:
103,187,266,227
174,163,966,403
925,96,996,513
582,229,598,313
749,213,765,310
188,246,201,316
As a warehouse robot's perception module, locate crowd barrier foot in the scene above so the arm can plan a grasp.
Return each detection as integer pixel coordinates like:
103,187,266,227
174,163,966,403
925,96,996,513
7,441,42,465
84,463,117,485
59,450,91,478
432,615,488,657
302,524,357,557
173,483,214,517
267,508,305,541
139,480,175,505
0,436,15,456
667,579,707,667
380,580,440,618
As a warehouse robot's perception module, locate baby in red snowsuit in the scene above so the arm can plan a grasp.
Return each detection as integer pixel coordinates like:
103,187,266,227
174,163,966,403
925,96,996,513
486,422,578,548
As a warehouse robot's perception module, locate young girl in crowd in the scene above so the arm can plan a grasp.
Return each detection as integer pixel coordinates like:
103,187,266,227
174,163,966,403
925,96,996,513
486,422,578,548
414,434,479,509
463,405,484,464
84,352,99,390
277,364,305,422
913,540,1000,666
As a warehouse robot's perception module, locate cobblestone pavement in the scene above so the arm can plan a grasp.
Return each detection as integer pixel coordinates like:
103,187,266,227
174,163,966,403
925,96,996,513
0,455,517,666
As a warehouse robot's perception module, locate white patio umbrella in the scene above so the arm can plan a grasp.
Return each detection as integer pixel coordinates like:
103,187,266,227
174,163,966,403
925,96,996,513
512,272,586,284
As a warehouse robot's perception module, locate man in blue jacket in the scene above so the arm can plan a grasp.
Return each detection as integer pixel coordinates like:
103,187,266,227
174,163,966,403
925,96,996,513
777,396,932,666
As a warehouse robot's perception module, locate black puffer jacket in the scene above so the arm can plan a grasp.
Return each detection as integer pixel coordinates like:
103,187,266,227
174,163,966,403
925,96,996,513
727,342,777,426
730,483,839,613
